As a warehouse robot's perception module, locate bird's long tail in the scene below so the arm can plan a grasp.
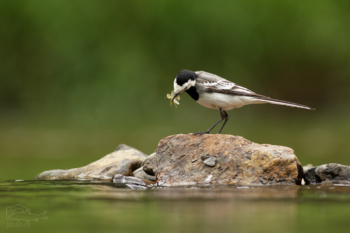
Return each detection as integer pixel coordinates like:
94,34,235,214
256,97,315,110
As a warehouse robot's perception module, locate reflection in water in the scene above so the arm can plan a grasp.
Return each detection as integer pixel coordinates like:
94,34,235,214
1,181,350,233
87,185,300,200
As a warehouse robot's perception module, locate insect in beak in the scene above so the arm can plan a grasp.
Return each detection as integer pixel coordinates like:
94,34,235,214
166,90,180,107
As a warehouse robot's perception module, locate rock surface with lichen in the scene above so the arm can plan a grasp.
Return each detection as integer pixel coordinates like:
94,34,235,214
35,144,147,180
143,134,303,186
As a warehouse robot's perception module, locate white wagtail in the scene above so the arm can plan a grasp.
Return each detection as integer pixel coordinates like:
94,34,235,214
171,69,315,135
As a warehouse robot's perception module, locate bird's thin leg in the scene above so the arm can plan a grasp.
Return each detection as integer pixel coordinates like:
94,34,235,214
217,110,229,134
193,108,225,135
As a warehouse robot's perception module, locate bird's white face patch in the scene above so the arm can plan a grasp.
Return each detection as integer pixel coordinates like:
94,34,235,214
173,78,196,95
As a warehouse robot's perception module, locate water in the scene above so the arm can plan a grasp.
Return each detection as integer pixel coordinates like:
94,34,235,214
1,180,350,233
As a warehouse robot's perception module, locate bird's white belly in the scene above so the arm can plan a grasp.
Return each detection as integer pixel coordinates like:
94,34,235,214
196,92,260,110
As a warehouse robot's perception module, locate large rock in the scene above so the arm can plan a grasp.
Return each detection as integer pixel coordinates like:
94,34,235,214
304,163,350,185
143,134,303,186
35,144,147,180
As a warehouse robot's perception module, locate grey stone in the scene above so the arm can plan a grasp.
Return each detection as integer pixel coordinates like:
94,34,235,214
304,163,350,184
141,152,157,167
35,144,147,181
113,174,147,190
113,174,146,185
133,167,156,181
203,157,216,167
143,153,157,176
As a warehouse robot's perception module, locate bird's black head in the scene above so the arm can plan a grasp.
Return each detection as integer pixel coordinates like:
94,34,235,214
172,69,198,102
175,69,197,86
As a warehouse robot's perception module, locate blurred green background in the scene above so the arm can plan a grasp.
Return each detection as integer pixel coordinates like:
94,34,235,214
1,0,350,181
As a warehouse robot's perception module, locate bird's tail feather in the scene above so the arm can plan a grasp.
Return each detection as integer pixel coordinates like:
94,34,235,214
256,97,315,110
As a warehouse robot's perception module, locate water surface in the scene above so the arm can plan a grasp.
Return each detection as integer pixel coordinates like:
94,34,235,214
1,181,350,233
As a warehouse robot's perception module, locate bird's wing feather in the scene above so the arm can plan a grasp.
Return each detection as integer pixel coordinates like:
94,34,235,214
205,87,263,97
195,71,257,96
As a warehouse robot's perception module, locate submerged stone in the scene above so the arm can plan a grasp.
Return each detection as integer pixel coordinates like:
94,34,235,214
143,134,303,186
113,174,148,190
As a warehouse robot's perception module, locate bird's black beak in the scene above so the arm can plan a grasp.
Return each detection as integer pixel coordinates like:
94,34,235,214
171,92,179,102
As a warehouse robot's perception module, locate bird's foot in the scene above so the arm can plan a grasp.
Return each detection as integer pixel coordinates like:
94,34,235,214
193,130,211,136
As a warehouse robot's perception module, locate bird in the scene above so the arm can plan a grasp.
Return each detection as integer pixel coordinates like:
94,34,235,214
171,69,315,135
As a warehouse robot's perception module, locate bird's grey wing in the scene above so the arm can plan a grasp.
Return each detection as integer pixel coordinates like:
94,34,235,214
205,86,263,97
195,71,227,82
195,71,258,96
